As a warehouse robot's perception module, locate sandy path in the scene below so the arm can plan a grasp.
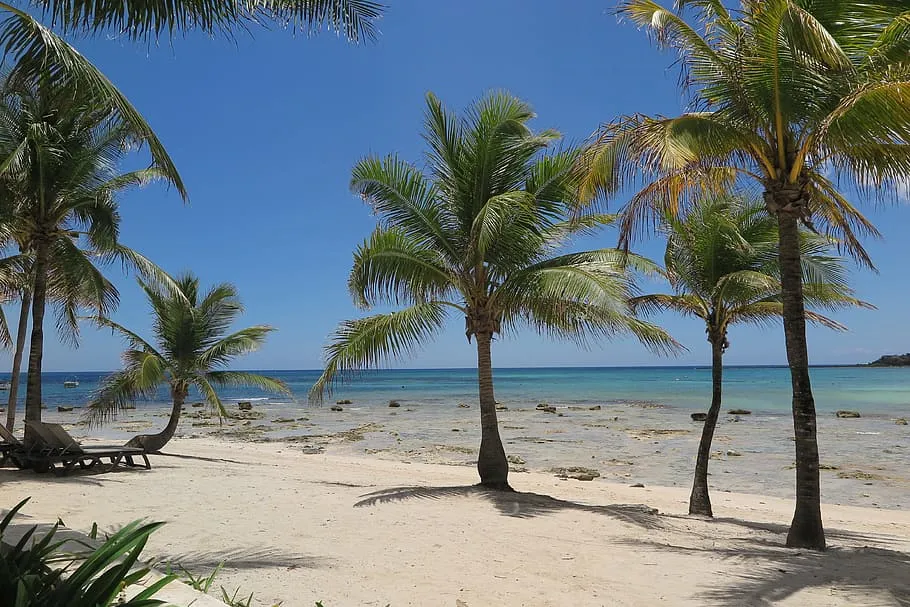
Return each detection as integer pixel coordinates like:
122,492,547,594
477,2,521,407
3,438,908,607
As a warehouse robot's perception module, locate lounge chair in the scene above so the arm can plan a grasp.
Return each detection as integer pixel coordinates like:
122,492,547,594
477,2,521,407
0,423,23,468
0,423,60,469
21,421,150,475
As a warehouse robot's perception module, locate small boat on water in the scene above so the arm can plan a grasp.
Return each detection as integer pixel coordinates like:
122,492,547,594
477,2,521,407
0,381,9,390
63,377,79,388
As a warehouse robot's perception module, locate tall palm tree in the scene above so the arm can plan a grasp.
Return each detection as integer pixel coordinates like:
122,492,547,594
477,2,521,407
632,197,870,517
579,0,909,549
0,77,179,443
88,273,288,452
309,91,678,490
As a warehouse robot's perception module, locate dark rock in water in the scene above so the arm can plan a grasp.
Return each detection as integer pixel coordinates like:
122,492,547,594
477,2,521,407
536,403,550,410
728,409,751,415
57,406,74,413
191,402,204,408
336,399,353,405
836,410,861,418
388,400,401,408
457,403,470,408
895,418,908,426
726,450,742,457
238,401,253,411
631,483,645,488
507,455,525,465
550,466,600,481
495,405,508,411
330,405,343,412
589,405,602,411
691,412,708,421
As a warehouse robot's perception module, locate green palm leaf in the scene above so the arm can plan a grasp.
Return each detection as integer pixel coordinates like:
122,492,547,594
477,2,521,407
310,302,449,402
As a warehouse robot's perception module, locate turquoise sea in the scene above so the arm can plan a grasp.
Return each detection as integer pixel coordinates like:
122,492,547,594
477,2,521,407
6,366,910,415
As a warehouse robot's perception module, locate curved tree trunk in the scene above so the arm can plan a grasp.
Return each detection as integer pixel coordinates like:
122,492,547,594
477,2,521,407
23,241,49,446
778,211,826,550
689,336,724,516
5,293,30,433
475,331,510,490
125,390,185,452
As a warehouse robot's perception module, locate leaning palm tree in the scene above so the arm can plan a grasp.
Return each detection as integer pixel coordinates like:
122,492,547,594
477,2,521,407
0,76,180,442
88,273,288,452
632,197,870,517
309,91,678,490
579,0,909,549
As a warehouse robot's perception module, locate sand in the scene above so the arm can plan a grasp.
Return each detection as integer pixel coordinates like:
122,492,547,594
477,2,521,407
3,437,909,606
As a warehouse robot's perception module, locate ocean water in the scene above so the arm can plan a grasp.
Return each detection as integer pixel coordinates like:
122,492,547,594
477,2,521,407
4,366,909,415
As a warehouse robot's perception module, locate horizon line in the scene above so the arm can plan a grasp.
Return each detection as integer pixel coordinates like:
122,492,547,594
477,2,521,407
15,363,880,374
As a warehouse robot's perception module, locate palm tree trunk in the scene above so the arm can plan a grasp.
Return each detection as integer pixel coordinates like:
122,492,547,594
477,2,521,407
689,335,724,516
125,388,186,452
475,331,510,490
778,211,826,550
23,241,49,446
5,293,31,433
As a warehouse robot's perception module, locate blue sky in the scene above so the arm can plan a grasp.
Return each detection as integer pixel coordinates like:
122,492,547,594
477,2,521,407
6,0,909,372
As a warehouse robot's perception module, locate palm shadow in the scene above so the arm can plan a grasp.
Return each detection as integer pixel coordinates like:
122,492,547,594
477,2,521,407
617,526,910,605
354,485,664,529
154,546,332,571
0,467,128,485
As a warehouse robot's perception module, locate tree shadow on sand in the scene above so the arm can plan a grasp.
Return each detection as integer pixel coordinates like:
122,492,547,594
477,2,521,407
617,522,910,606
353,485,664,529
154,546,332,571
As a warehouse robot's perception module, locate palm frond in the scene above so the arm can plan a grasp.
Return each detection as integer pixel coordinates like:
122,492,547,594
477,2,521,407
629,293,708,320
309,302,448,402
206,370,290,396
85,351,167,426
32,0,384,42
348,227,454,309
197,325,276,369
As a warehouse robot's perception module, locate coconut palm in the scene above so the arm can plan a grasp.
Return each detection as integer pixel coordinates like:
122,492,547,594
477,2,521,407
579,0,909,549
309,91,678,490
632,196,870,517
0,76,180,442
88,273,288,452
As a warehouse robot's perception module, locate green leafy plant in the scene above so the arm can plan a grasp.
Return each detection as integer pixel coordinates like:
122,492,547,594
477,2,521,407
0,498,173,606
180,562,223,593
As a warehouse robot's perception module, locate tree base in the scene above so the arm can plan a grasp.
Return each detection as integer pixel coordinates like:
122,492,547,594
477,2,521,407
478,480,514,492
688,502,713,517
786,524,827,550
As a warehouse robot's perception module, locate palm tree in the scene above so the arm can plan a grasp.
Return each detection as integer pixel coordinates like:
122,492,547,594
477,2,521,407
309,91,678,490
0,76,180,443
88,273,289,452
579,0,909,549
632,197,870,517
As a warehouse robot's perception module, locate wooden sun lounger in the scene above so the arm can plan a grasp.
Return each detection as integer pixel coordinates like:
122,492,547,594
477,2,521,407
21,421,150,476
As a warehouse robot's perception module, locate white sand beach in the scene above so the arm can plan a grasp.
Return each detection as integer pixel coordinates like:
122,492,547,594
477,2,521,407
3,437,909,607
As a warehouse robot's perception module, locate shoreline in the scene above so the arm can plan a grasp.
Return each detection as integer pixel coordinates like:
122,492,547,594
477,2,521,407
23,395,910,512
4,437,909,606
